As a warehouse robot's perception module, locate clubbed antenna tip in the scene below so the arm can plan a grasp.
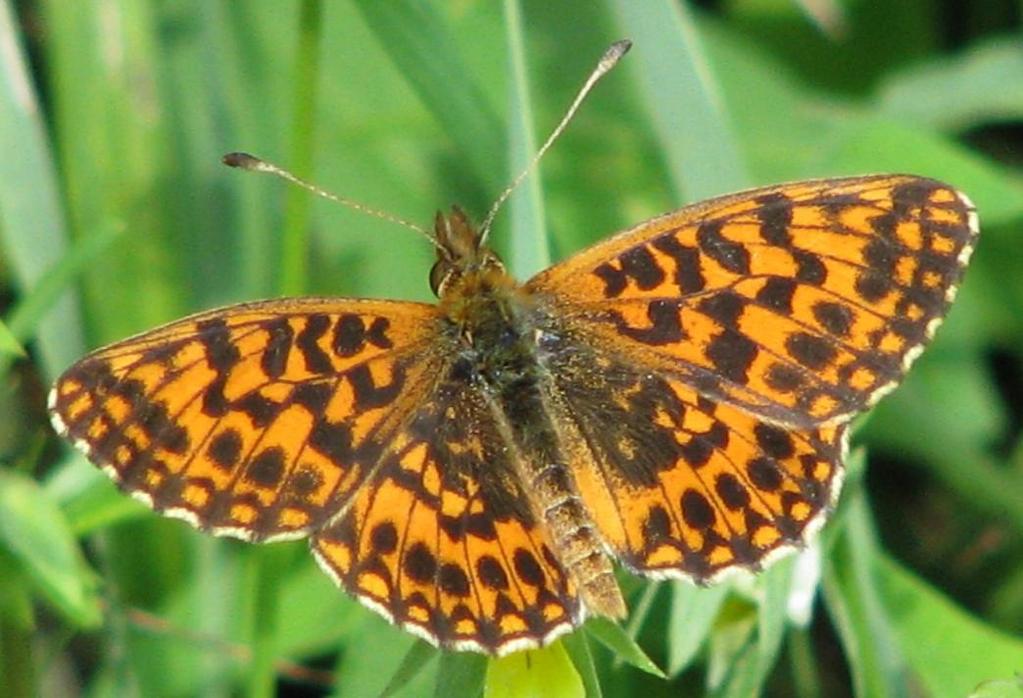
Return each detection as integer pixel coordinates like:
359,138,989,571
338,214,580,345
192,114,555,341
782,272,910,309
221,151,434,242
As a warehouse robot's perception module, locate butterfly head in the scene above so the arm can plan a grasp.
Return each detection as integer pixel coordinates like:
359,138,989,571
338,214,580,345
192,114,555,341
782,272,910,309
430,206,508,298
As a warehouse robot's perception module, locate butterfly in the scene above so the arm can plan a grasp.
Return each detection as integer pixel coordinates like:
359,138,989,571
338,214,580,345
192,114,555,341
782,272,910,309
49,168,977,655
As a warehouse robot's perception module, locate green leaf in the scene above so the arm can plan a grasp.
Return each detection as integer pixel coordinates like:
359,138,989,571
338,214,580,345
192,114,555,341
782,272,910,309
822,477,906,697
0,470,100,627
877,37,1023,132
877,554,1023,698
485,642,584,698
585,617,665,678
561,632,602,698
435,653,487,698
377,637,439,698
0,319,25,358
667,583,728,676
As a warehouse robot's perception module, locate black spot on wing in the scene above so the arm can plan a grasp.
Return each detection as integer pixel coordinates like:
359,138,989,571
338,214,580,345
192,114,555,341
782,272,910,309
261,318,293,379
697,220,750,274
652,235,705,293
296,314,333,374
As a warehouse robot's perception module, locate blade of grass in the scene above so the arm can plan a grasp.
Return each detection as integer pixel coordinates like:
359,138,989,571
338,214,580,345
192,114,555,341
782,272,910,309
380,641,439,698
562,632,602,698
244,544,296,698
864,358,1023,538
585,617,666,678
0,562,35,698
622,580,661,641
279,0,324,296
353,0,505,194
42,0,188,341
667,583,728,676
876,36,1023,132
0,220,123,377
0,319,24,359
336,619,433,697
821,470,907,697
245,6,324,695
0,0,85,379
610,0,749,202
0,469,101,627
716,558,795,696
433,653,487,698
787,626,823,698
215,2,287,298
501,0,548,277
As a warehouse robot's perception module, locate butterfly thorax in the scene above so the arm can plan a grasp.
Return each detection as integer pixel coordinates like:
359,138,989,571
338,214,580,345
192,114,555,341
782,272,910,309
432,206,530,358
431,207,627,621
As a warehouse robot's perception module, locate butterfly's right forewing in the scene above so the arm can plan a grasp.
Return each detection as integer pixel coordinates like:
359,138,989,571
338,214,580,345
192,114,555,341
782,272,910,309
49,298,445,542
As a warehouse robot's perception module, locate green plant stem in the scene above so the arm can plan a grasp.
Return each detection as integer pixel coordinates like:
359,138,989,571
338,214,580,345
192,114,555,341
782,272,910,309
247,4,323,696
501,0,548,277
246,545,293,698
787,627,822,698
0,569,34,698
279,0,324,297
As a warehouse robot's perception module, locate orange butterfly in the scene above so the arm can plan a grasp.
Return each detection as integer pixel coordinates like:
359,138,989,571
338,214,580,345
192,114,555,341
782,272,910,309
49,43,978,656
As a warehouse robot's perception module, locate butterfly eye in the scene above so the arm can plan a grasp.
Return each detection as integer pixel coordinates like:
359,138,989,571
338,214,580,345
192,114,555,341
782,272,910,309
430,259,453,296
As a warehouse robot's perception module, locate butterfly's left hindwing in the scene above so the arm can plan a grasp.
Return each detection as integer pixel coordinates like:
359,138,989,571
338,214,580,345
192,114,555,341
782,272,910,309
312,362,582,655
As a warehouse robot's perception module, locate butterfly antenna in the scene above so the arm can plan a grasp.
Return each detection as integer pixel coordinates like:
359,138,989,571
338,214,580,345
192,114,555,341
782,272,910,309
222,152,437,244
478,39,632,243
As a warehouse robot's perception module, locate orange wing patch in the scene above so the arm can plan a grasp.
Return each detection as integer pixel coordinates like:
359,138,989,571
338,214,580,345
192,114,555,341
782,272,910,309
528,176,977,426
312,369,581,655
49,298,444,542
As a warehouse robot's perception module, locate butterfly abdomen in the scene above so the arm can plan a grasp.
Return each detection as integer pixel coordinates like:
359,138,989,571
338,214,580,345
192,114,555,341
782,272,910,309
455,282,627,621
495,374,626,621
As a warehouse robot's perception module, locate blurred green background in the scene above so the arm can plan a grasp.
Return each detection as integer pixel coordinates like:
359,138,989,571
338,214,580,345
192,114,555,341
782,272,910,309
2,1,1022,696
